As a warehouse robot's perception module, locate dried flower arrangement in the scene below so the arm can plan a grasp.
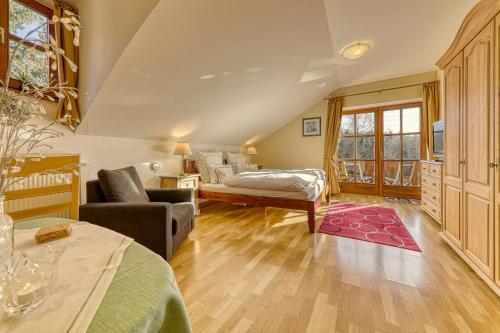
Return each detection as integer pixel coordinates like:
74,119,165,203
0,9,82,196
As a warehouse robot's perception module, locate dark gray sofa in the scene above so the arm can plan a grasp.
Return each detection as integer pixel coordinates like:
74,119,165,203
79,167,195,261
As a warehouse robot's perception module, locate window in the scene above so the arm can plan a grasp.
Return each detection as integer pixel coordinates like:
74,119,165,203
335,103,423,197
382,106,422,187
0,0,53,88
337,111,376,184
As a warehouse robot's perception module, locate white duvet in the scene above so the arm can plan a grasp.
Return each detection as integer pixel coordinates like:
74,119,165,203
223,169,325,192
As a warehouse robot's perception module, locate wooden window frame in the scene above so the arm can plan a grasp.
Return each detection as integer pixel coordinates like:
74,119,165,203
379,102,424,198
338,108,379,195
337,102,424,198
0,0,54,90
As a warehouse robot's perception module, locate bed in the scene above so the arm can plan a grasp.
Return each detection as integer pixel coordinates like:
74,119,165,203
194,156,329,233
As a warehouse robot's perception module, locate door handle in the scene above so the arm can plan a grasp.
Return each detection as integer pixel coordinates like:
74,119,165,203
459,160,466,165
489,162,498,168
0,27,4,45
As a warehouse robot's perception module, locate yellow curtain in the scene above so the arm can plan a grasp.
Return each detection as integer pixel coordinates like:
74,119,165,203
323,97,344,196
422,81,441,159
54,0,80,130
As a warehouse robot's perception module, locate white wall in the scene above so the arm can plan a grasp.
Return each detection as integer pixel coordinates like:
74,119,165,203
77,0,160,117
256,71,438,169
255,100,327,169
36,0,242,203
44,124,241,203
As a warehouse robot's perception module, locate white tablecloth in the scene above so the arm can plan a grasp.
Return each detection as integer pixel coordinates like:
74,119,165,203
1,222,133,333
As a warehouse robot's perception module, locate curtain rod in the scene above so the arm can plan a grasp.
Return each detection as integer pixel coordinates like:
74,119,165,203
324,83,424,100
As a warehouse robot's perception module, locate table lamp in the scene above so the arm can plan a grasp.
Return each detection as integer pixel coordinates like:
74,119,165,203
247,146,257,164
174,142,192,175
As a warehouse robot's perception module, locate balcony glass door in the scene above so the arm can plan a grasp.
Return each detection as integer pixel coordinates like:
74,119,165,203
336,103,423,198
379,104,423,198
337,110,379,195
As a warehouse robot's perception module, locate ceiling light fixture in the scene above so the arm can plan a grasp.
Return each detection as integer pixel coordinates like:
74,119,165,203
340,40,373,60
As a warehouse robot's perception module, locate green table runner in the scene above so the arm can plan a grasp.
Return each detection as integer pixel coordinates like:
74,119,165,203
15,218,192,333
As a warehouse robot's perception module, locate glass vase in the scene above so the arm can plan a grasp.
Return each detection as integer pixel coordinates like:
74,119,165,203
0,195,14,306
3,245,64,316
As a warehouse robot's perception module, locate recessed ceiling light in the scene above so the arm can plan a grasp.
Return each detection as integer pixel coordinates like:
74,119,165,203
340,40,373,60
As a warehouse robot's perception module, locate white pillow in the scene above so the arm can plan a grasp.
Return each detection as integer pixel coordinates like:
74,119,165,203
227,152,249,164
226,152,250,172
193,151,223,183
215,165,234,183
235,163,258,174
207,164,226,184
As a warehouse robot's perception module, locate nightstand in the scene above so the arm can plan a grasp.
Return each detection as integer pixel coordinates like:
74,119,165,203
159,174,201,214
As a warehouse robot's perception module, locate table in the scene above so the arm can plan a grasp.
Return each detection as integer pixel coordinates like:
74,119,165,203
159,173,201,214
14,218,192,333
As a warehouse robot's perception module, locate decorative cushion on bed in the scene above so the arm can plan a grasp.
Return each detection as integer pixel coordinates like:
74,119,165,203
193,151,223,183
227,152,249,164
227,152,249,172
97,166,150,202
214,165,234,183
235,163,258,174
207,164,226,184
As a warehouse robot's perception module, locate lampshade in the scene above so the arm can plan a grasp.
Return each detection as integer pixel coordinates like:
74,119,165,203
174,142,192,156
247,146,257,155
340,40,373,60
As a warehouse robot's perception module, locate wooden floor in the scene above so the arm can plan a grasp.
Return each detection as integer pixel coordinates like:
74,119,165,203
170,194,500,333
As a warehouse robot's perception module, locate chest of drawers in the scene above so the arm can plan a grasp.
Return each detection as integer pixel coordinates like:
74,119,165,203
420,161,443,224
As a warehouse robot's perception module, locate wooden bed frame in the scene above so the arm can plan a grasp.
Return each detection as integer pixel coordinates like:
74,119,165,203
189,159,329,232
199,187,328,233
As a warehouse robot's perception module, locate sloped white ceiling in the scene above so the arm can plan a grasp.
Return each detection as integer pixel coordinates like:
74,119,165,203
325,0,479,85
78,0,479,145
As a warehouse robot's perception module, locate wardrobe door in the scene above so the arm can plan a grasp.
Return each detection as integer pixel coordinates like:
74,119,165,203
443,52,464,249
463,21,495,278
495,14,500,289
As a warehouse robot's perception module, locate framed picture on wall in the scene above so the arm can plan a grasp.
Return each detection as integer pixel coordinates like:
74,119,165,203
303,117,321,136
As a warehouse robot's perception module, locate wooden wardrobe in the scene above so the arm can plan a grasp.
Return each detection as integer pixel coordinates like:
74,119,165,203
437,0,500,296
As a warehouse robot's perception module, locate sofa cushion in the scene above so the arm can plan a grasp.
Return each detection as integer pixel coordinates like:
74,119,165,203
86,180,107,203
97,166,150,203
171,202,195,235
